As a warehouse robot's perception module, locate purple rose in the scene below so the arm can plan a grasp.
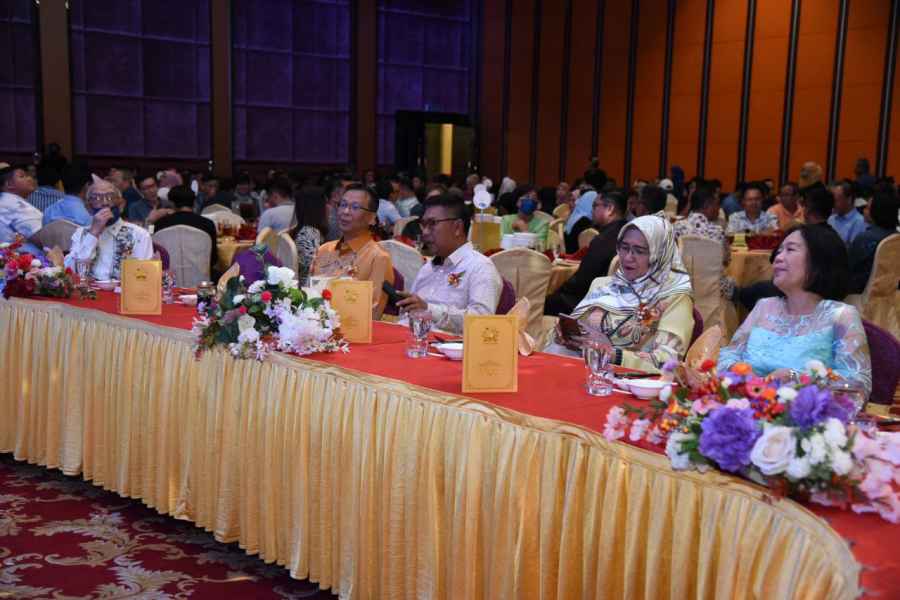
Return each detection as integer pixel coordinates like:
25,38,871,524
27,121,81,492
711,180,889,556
698,407,761,472
788,386,832,428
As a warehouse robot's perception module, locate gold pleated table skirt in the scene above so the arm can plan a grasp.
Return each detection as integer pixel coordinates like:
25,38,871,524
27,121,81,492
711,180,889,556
0,298,860,599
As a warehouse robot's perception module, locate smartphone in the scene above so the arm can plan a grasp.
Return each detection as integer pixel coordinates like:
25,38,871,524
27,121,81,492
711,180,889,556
382,280,403,306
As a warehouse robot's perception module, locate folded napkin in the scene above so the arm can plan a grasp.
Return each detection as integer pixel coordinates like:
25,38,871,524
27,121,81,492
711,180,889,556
507,297,535,356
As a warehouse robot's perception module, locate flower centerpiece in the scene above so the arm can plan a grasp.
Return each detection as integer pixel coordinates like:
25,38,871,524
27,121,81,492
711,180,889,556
191,264,346,360
603,359,900,523
0,238,82,299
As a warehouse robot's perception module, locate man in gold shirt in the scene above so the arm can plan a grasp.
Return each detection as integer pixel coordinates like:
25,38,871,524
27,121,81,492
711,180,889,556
311,182,394,318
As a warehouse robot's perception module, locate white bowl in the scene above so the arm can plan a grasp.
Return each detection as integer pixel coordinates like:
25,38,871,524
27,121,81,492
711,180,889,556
94,280,118,291
621,378,669,400
434,342,464,360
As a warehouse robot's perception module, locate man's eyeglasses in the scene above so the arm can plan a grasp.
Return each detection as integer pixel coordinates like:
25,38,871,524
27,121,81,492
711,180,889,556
616,242,650,257
338,201,375,213
419,217,461,230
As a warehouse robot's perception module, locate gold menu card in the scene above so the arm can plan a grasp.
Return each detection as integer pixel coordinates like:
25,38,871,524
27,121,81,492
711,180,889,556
327,279,373,343
119,259,162,315
462,314,518,393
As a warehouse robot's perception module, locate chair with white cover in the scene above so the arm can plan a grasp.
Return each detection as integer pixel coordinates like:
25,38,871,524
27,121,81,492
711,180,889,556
29,219,79,252
270,232,299,276
152,225,212,288
678,235,725,333
685,325,722,368
203,210,245,230
552,204,571,220
845,234,900,339
255,226,279,249
607,255,620,276
547,218,566,255
379,239,425,291
578,227,599,250
393,216,418,238
200,203,231,215
490,247,552,339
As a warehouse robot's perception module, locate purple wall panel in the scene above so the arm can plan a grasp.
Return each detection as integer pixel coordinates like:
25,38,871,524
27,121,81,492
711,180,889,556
0,0,38,154
376,0,473,165
232,0,350,164
69,0,211,158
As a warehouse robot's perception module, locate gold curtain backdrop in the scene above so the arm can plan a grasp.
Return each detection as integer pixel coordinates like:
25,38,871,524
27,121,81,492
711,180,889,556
0,299,860,599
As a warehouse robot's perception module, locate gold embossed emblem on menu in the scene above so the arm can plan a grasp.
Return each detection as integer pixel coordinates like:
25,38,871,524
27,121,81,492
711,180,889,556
327,279,373,343
119,259,162,315
462,314,518,393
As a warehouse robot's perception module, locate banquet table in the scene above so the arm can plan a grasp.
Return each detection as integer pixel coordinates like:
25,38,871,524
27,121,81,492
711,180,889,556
216,237,253,273
547,259,580,295
727,248,774,287
1,294,898,599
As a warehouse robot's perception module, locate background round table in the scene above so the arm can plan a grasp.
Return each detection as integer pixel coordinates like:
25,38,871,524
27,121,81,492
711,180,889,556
727,248,774,287
547,260,580,295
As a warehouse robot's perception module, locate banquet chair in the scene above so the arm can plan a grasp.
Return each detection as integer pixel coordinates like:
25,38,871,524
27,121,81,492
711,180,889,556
578,228,599,250
490,247,552,339
152,225,211,288
393,216,418,238
200,203,231,215
204,210,245,230
845,234,900,340
379,239,425,289
685,325,722,368
679,235,726,333
495,278,517,314
552,204,571,220
151,242,170,271
271,232,299,276
547,218,566,254
607,255,620,276
862,320,900,408
29,219,78,253
255,226,279,249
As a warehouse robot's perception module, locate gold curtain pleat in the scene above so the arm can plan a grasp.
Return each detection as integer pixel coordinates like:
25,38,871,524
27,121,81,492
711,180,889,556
0,299,860,599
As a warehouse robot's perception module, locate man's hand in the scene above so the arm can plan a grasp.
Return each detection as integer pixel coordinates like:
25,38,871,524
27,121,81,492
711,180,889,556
512,218,529,232
396,292,428,312
146,208,174,225
89,208,113,237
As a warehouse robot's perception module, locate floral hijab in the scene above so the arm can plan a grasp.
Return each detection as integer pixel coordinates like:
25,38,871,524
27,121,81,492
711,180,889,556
573,215,692,322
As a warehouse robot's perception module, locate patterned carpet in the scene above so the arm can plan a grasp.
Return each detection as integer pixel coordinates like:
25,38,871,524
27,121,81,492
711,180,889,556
0,454,337,599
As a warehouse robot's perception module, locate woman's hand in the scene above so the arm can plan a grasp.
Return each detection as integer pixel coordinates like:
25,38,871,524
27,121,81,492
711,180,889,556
768,368,798,383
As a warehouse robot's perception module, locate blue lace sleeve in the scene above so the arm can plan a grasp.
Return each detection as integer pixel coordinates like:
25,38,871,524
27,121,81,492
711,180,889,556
831,304,873,397
717,301,762,371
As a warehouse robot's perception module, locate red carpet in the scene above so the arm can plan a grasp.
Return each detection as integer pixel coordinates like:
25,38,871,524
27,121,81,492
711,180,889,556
0,454,336,599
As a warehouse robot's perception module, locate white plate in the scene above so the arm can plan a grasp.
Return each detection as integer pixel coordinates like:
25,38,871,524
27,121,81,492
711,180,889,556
433,342,463,360
93,280,118,291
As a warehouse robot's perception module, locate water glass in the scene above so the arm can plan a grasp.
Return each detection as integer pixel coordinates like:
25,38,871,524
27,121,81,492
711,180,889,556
406,309,433,358
582,339,613,396
162,270,176,304
75,259,92,289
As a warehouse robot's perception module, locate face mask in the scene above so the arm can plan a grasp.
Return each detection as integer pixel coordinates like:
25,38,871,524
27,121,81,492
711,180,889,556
520,198,537,215
93,205,120,227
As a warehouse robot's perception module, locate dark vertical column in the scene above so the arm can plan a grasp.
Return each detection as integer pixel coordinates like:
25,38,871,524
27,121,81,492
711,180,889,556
38,0,72,159
658,0,676,178
779,0,802,185
354,0,377,173
736,0,757,183
623,0,640,187
528,0,543,182
826,0,850,181
591,0,606,159
211,0,232,176
877,0,900,177
499,0,513,177
558,0,574,182
696,0,715,178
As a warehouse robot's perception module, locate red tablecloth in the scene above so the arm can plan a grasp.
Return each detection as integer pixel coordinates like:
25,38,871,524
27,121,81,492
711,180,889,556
28,293,900,597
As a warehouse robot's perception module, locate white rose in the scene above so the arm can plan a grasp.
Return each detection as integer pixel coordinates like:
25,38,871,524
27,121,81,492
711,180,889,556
247,280,266,294
822,418,848,450
659,385,672,403
805,359,828,378
726,398,751,410
750,425,796,476
831,450,853,476
721,377,733,388
801,433,828,466
266,266,298,288
233,294,245,304
30,259,42,268
786,455,811,480
237,327,260,344
302,286,322,300
777,386,798,402
0,242,9,249
237,314,256,333
666,432,695,470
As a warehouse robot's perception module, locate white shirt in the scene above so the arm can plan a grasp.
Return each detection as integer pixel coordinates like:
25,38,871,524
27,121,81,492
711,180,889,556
410,241,502,334
0,191,43,244
396,196,420,218
258,204,295,232
65,219,153,280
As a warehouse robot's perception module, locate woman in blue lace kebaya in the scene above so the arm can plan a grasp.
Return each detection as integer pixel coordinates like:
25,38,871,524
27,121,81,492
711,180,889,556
718,224,872,396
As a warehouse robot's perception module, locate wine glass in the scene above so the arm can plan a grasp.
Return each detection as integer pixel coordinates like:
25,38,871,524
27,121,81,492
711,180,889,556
828,380,868,420
75,259,92,290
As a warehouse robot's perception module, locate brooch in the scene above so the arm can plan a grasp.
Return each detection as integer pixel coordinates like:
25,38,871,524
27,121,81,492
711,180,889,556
635,302,662,328
447,271,465,287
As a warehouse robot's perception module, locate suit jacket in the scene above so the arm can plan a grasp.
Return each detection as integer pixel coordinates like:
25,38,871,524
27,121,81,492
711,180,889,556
544,219,626,316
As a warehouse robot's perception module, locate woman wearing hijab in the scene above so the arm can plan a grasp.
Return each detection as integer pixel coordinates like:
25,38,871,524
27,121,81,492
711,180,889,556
563,191,597,254
558,215,695,372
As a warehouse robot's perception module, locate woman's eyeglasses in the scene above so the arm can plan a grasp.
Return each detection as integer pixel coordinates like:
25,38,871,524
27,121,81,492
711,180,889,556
616,242,650,257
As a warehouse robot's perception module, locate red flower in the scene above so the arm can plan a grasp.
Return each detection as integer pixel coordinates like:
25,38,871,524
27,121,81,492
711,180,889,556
65,267,73,275
769,403,786,416
16,254,34,270
699,359,716,373
238,306,248,314
260,291,272,302
322,289,332,301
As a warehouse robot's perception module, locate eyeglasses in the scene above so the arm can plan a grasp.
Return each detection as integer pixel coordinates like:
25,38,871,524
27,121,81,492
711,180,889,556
419,217,461,230
616,242,650,257
338,201,375,213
